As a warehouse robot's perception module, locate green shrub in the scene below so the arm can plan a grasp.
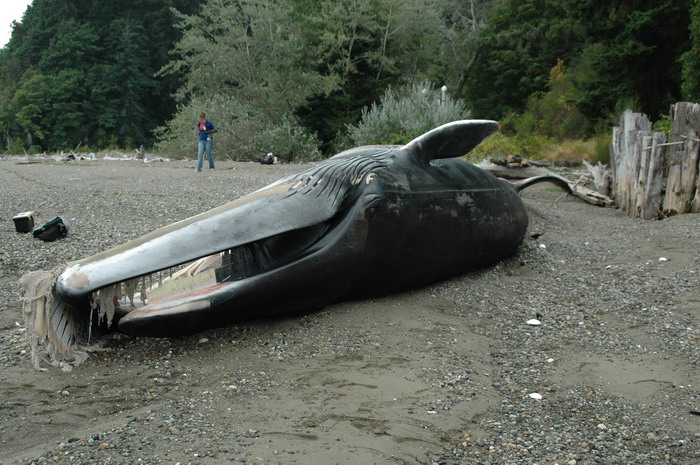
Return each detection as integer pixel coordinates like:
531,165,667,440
501,59,591,140
588,133,611,165
468,133,522,160
653,113,672,135
516,91,592,140
254,116,322,163
154,95,322,162
469,133,556,161
345,81,471,148
469,131,611,167
471,59,610,167
27,145,43,155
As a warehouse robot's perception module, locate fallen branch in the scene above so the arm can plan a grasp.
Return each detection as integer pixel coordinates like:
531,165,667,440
478,162,615,207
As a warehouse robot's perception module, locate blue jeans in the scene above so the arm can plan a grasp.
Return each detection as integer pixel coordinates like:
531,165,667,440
197,139,215,170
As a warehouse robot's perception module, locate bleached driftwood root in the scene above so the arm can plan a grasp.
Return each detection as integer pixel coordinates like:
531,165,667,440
479,162,615,207
582,160,611,196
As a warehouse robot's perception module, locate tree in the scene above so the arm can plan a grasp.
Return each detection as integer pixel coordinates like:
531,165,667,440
10,73,52,147
567,0,690,124
10,69,92,150
463,0,577,119
156,0,327,159
165,0,328,119
293,0,444,151
160,0,449,157
39,20,100,72
89,19,158,147
463,0,691,127
681,0,700,101
8,0,78,69
0,0,200,152
436,0,495,100
2,0,694,155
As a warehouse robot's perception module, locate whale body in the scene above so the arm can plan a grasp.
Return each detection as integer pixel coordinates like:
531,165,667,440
25,120,564,365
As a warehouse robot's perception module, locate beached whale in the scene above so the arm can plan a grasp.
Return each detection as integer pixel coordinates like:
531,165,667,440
21,120,569,366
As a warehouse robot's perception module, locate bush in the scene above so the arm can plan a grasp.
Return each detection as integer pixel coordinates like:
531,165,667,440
469,60,615,167
469,133,555,162
653,113,673,135
542,139,592,167
344,81,471,148
514,92,592,140
588,133,611,165
27,145,43,155
154,95,322,162
254,116,322,163
469,132,610,167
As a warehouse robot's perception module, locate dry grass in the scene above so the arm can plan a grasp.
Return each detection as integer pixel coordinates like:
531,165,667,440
541,139,596,167
472,133,611,167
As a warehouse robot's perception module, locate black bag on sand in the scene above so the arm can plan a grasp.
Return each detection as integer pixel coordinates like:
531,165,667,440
33,217,69,242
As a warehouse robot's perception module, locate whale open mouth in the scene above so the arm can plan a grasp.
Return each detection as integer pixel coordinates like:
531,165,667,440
96,221,331,323
20,202,350,369
64,220,333,339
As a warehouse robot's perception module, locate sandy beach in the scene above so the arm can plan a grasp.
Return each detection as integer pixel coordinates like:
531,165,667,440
0,156,698,464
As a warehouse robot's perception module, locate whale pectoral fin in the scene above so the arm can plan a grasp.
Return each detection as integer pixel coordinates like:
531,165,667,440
404,120,500,163
510,174,573,194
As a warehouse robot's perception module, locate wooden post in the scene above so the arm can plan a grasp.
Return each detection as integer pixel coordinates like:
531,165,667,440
688,137,700,213
663,102,700,214
635,132,666,219
694,138,700,212
610,110,652,214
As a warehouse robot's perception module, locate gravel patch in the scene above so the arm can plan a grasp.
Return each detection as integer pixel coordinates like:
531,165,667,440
0,157,698,465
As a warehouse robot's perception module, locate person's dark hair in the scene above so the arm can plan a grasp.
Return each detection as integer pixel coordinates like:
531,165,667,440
199,112,206,119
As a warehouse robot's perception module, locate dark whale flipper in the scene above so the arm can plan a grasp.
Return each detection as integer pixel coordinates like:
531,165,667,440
403,119,500,163
509,174,573,194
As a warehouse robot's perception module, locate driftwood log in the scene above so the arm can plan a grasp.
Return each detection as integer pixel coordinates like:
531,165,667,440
479,163,614,207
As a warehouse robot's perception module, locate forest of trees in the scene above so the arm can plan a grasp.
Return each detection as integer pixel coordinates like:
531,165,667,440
0,0,698,160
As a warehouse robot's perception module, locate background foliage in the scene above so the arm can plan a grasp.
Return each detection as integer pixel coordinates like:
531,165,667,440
346,81,470,147
0,0,697,162
0,0,199,152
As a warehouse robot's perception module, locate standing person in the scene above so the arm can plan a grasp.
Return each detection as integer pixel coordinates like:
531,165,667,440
196,112,216,171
